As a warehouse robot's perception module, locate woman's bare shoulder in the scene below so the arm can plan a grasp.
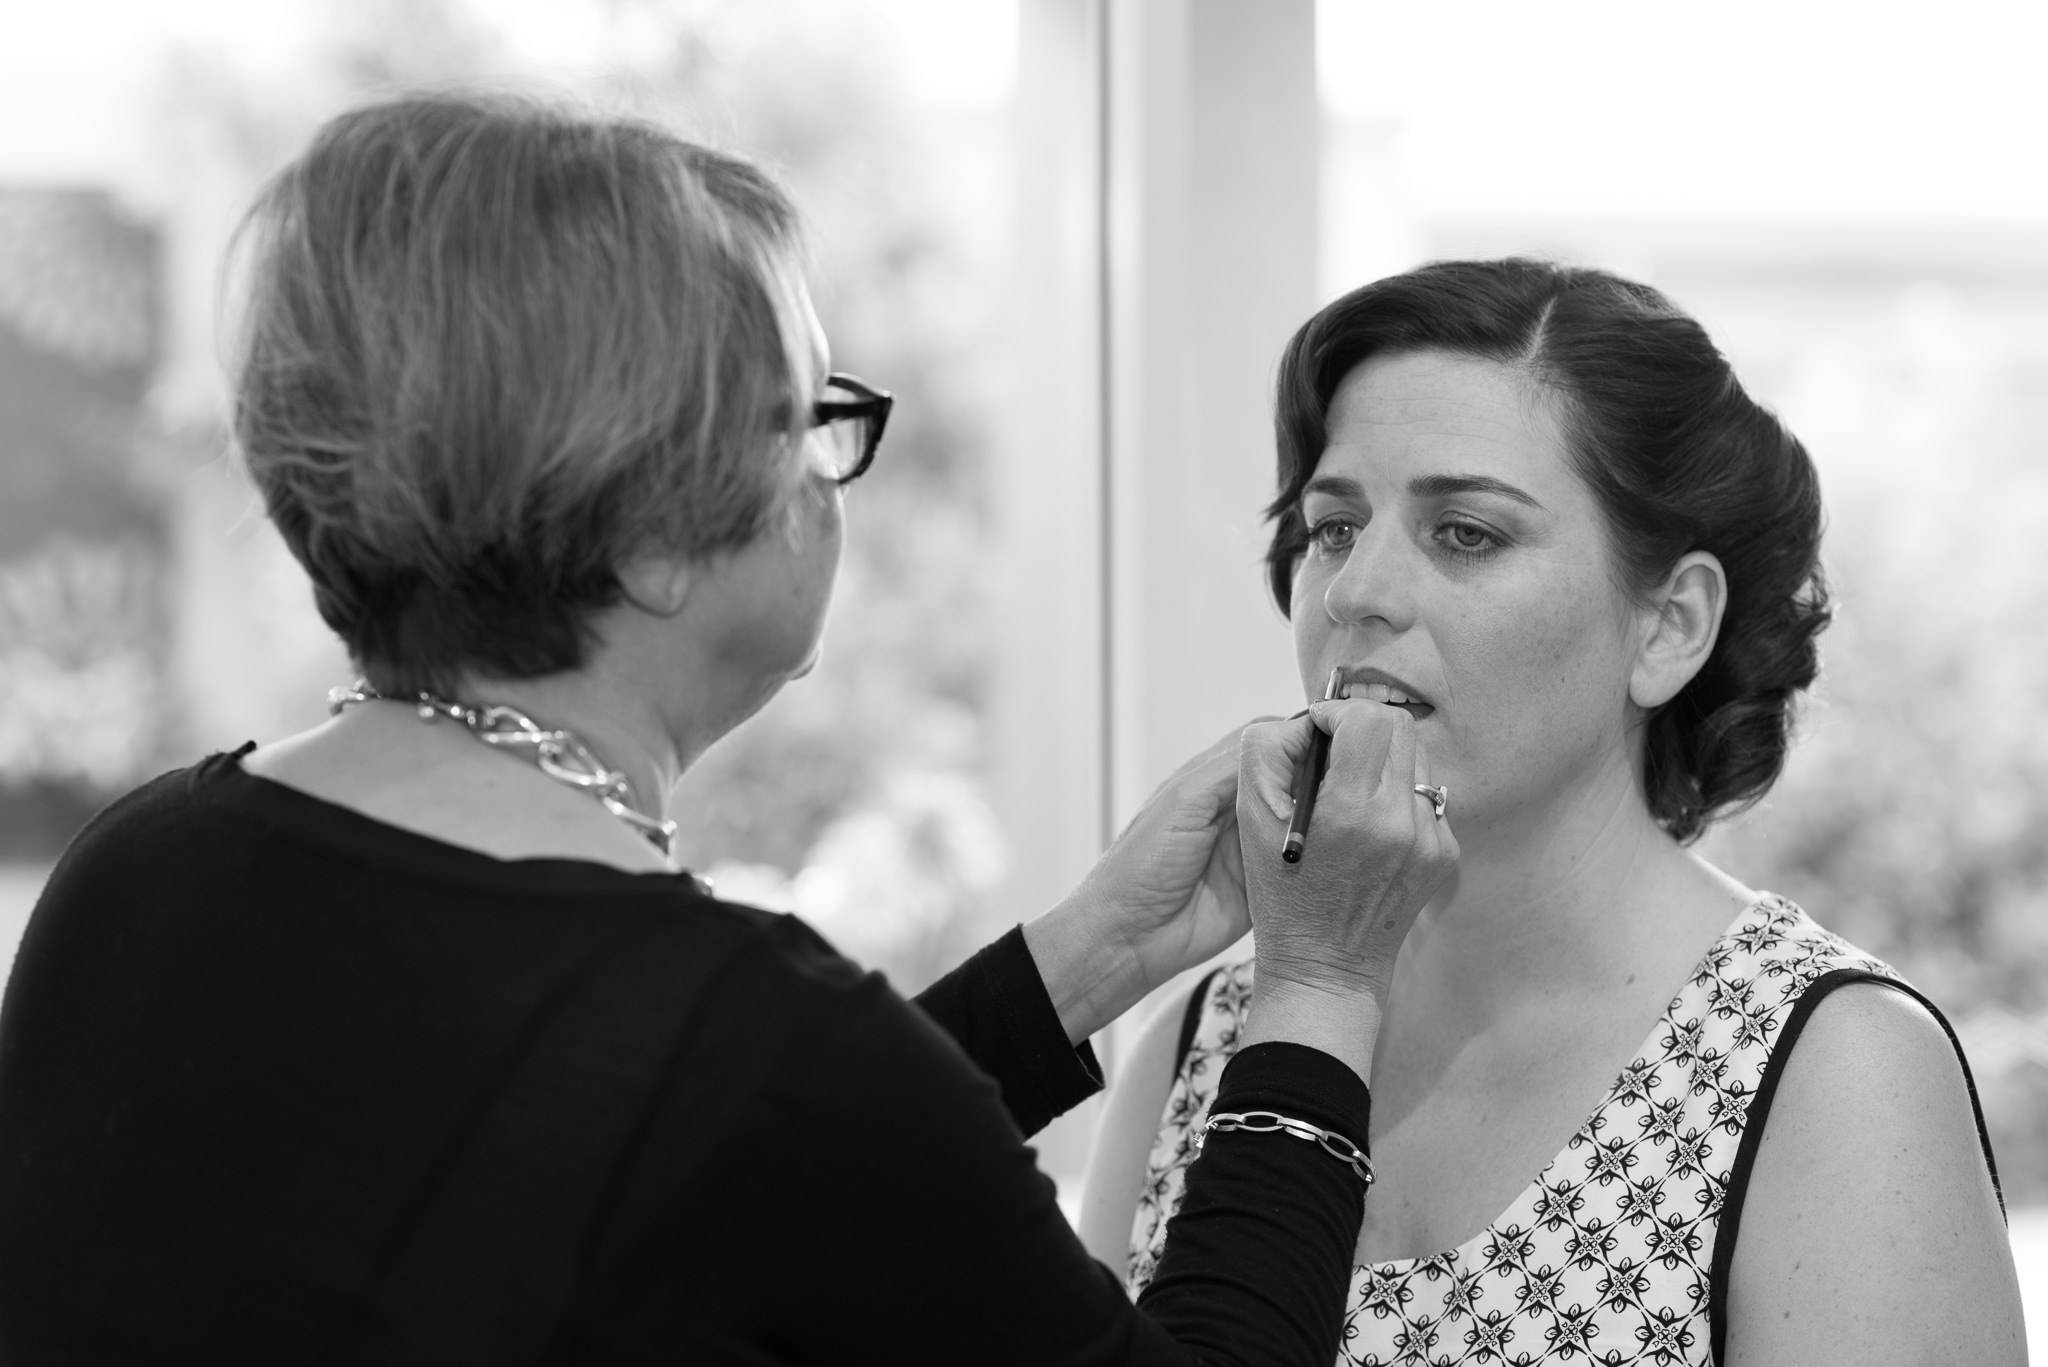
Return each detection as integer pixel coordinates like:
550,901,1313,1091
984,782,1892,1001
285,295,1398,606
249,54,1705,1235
1724,981,2023,1365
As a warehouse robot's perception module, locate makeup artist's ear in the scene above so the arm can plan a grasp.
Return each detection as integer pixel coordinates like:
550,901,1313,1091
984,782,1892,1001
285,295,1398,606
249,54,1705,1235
1630,550,1725,710
616,551,695,618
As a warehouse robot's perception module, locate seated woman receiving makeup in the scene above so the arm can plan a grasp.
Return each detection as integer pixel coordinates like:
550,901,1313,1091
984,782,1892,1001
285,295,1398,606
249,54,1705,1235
1080,260,2023,1367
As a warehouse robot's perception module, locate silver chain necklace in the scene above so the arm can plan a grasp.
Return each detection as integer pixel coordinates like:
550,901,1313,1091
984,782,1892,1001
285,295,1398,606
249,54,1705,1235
327,680,679,858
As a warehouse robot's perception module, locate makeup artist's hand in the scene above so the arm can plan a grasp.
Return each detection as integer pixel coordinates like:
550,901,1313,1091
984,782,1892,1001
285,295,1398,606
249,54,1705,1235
1024,725,1255,1045
1233,699,1458,1081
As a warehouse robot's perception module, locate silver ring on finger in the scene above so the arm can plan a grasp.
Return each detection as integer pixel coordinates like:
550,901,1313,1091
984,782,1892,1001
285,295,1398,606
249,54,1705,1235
1413,783,1448,821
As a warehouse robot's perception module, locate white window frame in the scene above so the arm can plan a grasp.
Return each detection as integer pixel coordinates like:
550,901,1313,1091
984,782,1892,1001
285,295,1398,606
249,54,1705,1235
995,0,1320,1062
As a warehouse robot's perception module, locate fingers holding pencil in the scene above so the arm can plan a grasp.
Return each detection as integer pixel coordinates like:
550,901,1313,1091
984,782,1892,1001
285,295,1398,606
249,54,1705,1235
1280,668,1344,863
1234,683,1458,1000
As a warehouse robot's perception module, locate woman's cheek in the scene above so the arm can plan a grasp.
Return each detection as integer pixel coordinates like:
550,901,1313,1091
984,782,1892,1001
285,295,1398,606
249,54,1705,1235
1290,565,1330,688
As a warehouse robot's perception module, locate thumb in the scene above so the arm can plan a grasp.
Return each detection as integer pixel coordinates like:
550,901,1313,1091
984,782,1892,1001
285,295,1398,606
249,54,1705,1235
1238,715,1320,827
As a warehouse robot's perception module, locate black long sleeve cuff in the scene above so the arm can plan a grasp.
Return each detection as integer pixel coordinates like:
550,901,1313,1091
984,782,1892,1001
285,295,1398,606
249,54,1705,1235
1138,1042,1374,1366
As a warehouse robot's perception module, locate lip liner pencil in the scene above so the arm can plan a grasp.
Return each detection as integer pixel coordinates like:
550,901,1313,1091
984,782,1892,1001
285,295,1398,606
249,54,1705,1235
1280,667,1344,864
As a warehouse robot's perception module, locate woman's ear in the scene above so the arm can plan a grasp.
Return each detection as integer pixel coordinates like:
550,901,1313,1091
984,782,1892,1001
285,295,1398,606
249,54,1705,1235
616,551,695,619
1631,550,1726,710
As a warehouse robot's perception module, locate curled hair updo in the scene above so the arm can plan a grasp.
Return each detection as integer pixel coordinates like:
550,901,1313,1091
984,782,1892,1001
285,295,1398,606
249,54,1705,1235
1266,259,1831,842
231,93,814,696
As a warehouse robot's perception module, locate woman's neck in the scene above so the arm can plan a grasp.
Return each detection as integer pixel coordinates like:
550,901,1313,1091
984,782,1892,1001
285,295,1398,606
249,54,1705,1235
1392,763,1755,1034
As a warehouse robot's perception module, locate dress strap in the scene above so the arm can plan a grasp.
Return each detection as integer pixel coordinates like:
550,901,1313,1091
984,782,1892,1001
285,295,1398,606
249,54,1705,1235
1170,966,1226,1090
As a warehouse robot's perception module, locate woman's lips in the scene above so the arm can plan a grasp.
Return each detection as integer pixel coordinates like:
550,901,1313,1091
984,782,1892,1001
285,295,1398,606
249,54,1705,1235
1341,678,1436,720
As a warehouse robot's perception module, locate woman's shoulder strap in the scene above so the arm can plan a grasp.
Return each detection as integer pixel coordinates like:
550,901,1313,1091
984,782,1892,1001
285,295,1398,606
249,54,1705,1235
1171,965,1226,1088
1166,958,1257,1098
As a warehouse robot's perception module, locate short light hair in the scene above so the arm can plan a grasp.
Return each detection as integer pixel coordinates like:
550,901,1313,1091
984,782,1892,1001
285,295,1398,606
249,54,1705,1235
231,92,814,695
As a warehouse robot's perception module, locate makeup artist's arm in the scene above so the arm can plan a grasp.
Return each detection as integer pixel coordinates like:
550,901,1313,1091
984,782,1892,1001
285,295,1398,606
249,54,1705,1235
744,705,1453,1367
912,727,1249,1135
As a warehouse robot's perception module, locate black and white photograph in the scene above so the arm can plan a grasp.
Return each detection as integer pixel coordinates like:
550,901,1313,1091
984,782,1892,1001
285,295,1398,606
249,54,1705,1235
0,1,2043,1362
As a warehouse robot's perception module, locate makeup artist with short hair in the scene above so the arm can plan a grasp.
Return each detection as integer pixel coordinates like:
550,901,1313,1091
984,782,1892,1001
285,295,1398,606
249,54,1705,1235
0,94,1451,1365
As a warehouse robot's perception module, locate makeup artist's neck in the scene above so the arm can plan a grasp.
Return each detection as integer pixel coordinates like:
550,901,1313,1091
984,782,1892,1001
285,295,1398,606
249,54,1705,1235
451,669,687,821
241,674,684,874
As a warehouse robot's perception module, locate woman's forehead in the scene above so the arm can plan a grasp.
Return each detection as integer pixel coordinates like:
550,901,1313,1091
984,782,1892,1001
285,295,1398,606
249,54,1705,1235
1320,350,1572,486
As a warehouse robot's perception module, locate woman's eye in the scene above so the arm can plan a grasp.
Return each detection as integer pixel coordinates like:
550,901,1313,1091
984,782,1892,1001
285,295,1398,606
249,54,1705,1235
1307,516,1359,555
1448,523,1490,549
1434,518,1503,558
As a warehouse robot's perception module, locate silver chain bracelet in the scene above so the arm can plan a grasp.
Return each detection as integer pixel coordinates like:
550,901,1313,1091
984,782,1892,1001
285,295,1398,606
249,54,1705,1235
1195,1110,1375,1190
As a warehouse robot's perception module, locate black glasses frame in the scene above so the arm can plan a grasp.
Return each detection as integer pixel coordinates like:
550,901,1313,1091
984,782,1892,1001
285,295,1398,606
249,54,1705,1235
809,372,894,485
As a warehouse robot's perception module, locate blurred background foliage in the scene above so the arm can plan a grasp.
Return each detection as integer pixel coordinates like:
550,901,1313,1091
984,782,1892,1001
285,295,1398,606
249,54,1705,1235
1692,276,2048,1195
4,0,2048,1198
0,186,164,852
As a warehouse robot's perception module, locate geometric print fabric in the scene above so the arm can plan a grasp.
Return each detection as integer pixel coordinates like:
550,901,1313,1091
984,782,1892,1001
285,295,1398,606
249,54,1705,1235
1126,896,1898,1366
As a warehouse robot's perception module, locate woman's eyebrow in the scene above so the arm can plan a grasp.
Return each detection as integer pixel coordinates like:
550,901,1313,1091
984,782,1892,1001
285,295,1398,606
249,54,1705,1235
1409,472,1547,511
1301,474,1364,501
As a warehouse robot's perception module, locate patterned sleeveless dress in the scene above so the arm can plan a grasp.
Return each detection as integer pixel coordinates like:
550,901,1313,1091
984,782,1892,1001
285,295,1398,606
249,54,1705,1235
1125,896,1996,1366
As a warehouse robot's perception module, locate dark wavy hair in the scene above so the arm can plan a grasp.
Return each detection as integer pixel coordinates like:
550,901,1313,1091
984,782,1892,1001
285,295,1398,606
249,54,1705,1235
1266,259,1831,842
230,93,814,697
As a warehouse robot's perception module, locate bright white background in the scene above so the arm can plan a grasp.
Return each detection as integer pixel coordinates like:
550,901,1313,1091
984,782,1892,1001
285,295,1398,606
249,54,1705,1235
1318,0,2048,225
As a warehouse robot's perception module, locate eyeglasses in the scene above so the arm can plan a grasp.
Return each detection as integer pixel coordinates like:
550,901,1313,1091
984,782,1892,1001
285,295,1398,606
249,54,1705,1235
809,372,894,485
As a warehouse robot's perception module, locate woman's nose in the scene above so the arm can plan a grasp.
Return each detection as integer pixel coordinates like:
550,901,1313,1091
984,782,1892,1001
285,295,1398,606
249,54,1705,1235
1321,523,1416,632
